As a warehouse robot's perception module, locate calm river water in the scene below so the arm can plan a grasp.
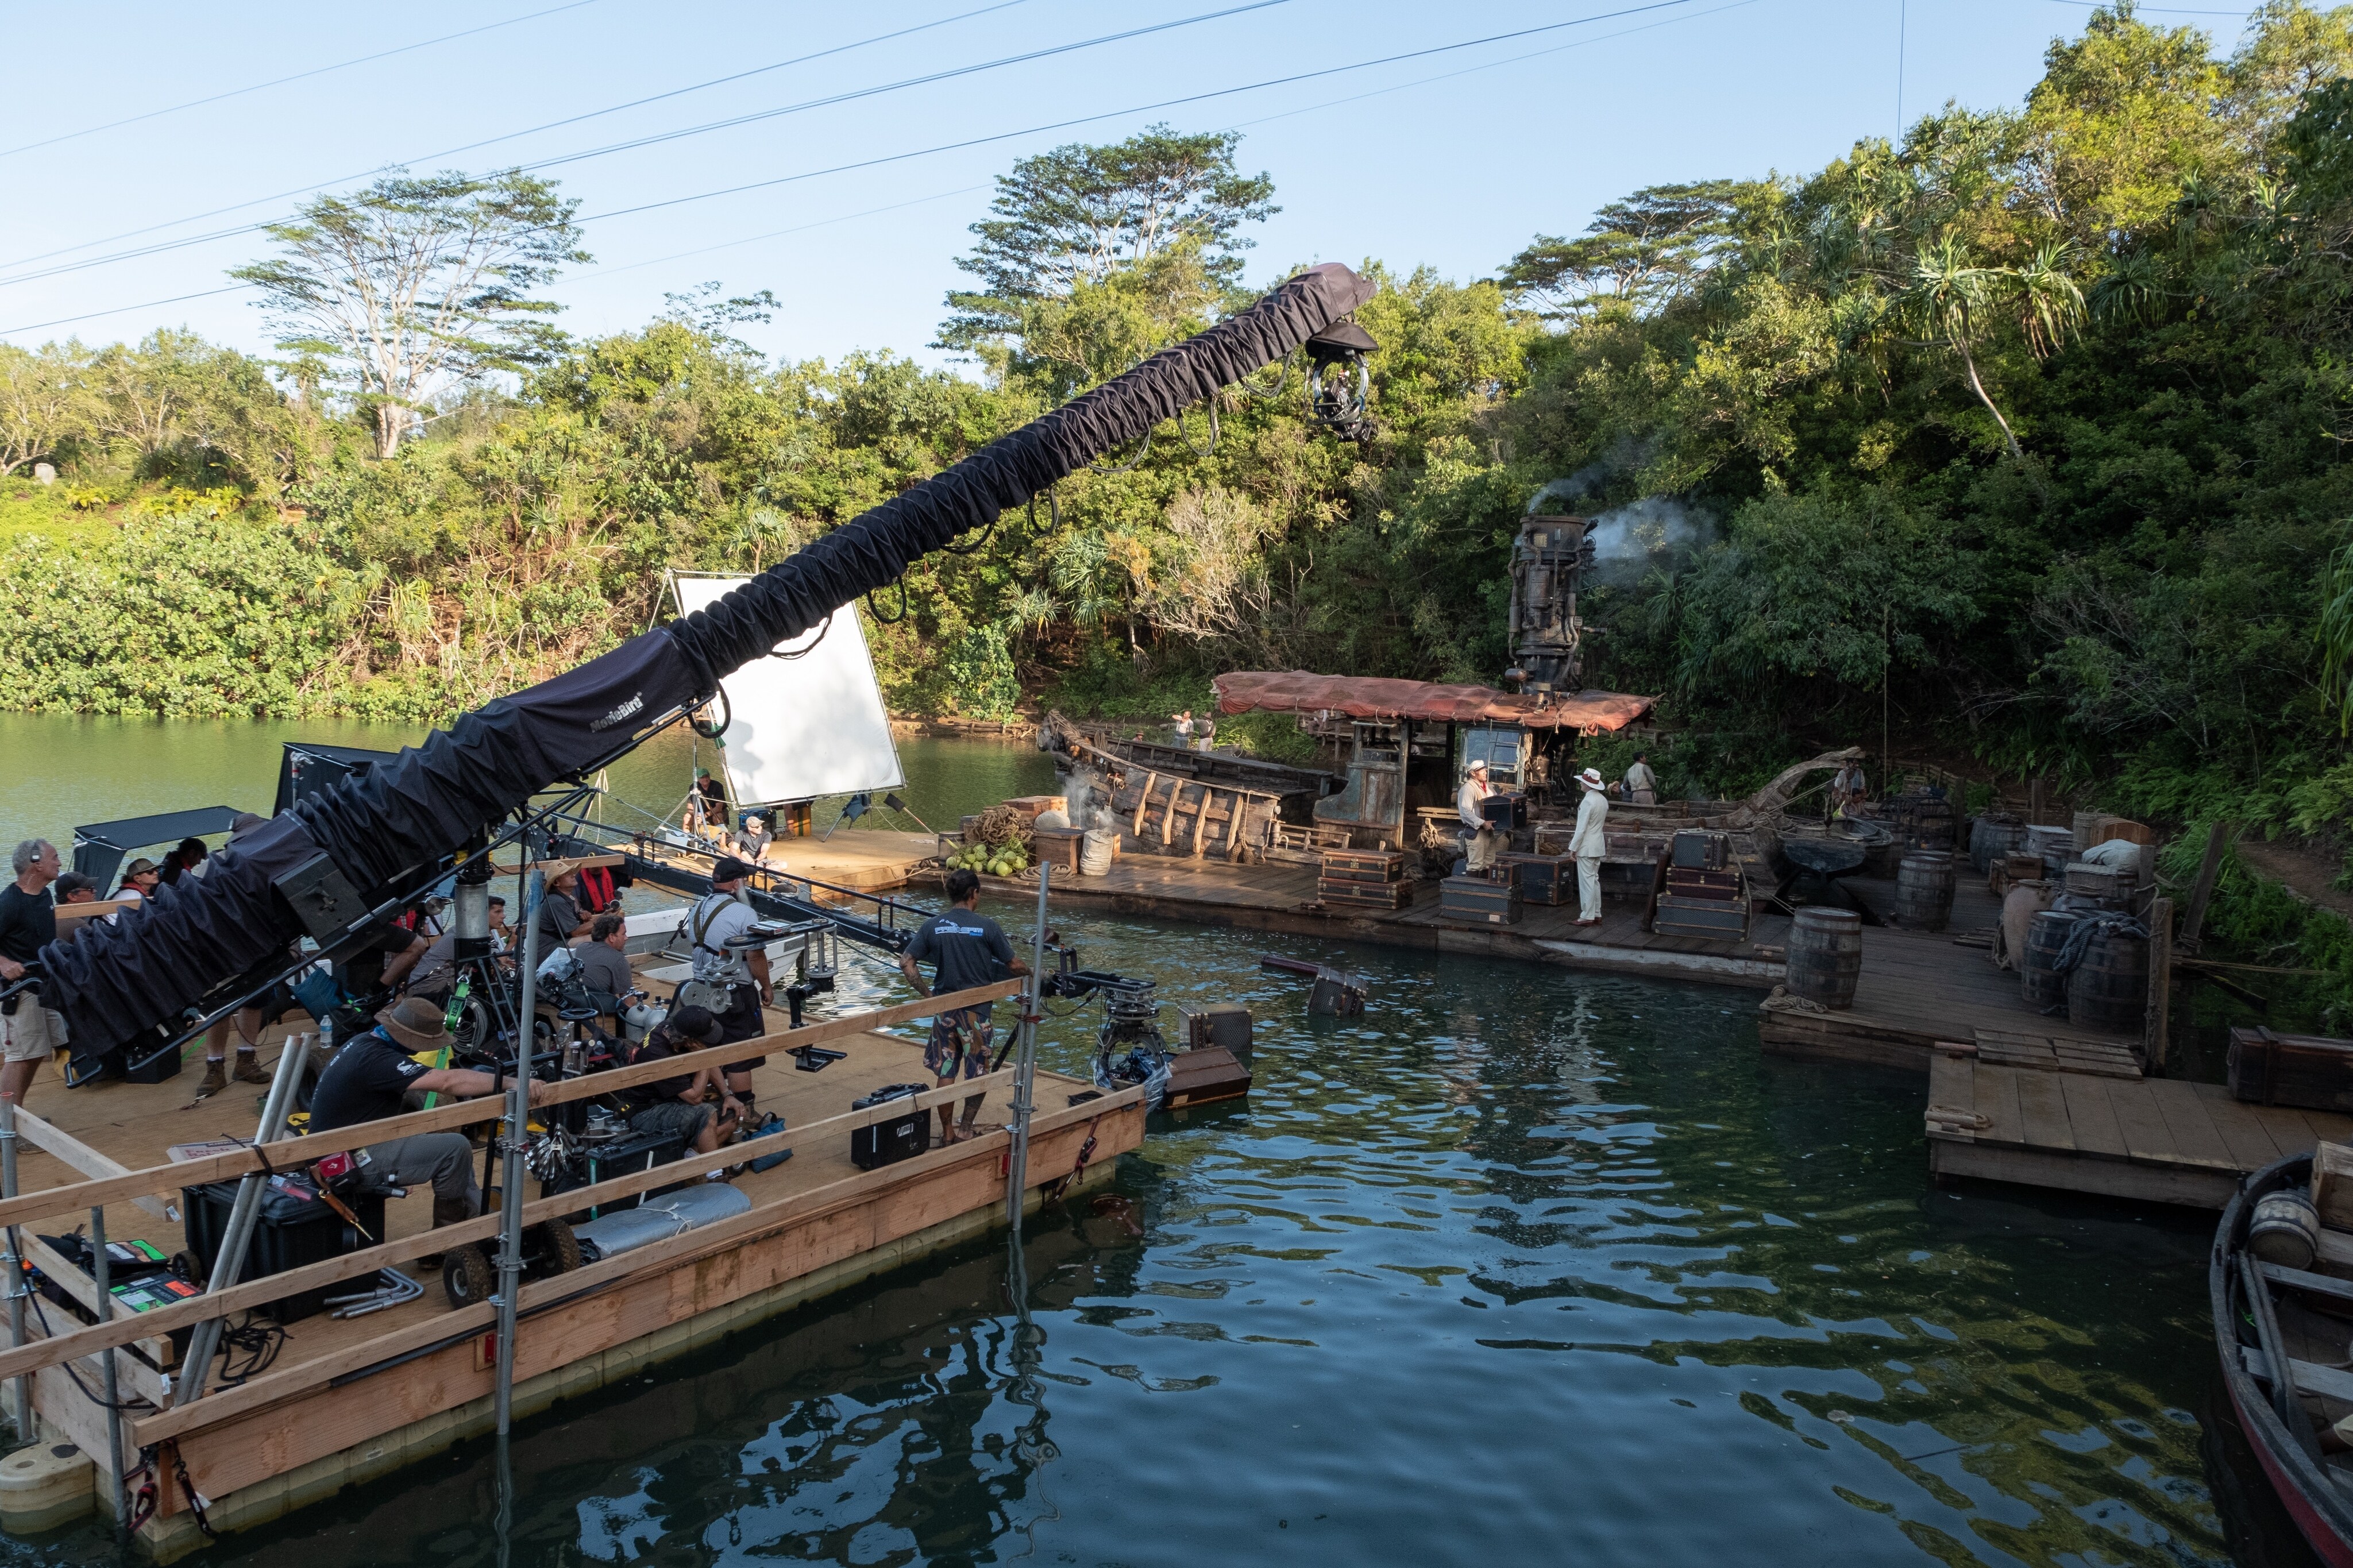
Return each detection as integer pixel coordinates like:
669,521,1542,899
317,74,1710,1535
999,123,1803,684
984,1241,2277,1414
0,717,2299,1566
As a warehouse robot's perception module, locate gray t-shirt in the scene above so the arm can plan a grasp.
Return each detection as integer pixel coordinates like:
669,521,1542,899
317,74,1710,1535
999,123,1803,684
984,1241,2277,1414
905,908,1015,996
535,889,582,953
574,940,632,999
688,892,759,984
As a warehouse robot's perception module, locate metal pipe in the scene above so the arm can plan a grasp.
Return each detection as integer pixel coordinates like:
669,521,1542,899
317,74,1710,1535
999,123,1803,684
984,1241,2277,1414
177,1032,314,1403
1005,866,1051,1233
0,1094,29,1441
89,1204,124,1535
495,866,545,1436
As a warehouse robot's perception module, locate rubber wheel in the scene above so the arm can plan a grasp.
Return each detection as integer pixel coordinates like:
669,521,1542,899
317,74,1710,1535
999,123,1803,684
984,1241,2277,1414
442,1244,495,1310
526,1218,583,1279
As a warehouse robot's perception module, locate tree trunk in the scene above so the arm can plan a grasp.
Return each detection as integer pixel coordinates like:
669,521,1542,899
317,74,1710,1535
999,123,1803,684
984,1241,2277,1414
1955,338,2022,461
375,401,405,460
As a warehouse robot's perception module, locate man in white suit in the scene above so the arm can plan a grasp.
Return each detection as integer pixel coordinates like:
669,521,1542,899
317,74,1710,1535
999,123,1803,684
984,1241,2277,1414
1566,767,1610,924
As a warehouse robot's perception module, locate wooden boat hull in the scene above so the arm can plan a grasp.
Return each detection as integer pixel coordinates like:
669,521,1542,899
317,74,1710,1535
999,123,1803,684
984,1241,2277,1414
2213,1153,2353,1568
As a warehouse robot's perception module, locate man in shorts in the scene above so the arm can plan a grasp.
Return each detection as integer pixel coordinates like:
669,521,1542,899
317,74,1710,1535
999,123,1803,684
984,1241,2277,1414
0,840,62,1109
898,868,1028,1146
623,1004,744,1162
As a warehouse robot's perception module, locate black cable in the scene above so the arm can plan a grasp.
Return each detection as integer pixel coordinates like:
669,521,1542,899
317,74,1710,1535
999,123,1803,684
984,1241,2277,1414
22,1292,160,1413
866,578,911,625
214,1312,288,1386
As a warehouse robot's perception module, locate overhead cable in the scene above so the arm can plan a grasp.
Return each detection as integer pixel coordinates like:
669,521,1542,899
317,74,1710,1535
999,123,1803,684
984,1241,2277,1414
0,0,614,162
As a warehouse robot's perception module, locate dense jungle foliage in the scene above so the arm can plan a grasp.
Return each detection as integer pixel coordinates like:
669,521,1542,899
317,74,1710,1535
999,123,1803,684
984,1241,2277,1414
6,1,2353,844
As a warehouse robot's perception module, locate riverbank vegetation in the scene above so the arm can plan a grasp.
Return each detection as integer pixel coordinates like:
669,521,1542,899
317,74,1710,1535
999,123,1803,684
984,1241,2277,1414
5,3,2352,839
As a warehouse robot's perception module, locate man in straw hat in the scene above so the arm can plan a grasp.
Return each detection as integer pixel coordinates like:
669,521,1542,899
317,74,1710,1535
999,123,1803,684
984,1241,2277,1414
308,996,550,1256
1566,766,1611,924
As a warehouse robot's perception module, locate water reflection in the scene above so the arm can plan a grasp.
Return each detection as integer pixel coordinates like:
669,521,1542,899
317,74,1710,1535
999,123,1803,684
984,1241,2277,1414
0,882,2278,1566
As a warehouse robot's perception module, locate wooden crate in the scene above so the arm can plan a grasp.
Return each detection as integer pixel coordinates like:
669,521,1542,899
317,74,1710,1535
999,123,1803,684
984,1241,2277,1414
1004,795,1068,823
1664,867,1741,902
2315,1141,2353,1229
1496,852,1573,906
1652,894,1748,940
1440,875,1522,925
1032,825,1086,871
2229,1026,2353,1113
1164,1047,1252,1109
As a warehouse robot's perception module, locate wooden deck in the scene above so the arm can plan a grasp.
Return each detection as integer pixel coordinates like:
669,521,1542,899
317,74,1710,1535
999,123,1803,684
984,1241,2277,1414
0,974,1141,1557
645,828,938,892
1924,1052,2353,1208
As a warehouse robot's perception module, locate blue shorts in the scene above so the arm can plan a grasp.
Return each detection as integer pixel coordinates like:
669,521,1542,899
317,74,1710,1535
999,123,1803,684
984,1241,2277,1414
925,1005,994,1080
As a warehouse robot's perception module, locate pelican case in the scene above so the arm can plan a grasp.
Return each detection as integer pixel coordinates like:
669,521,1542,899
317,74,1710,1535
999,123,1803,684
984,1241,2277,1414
851,1083,931,1170
182,1175,387,1323
541,1125,691,1219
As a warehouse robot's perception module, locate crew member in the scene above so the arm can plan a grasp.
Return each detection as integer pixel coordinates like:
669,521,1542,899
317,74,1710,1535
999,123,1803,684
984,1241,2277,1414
535,867,593,951
306,996,547,1249
0,840,61,1110
899,867,1028,1146
574,914,634,1004
1623,752,1658,807
1567,766,1610,925
735,814,772,864
686,858,770,1109
1830,758,1869,817
111,858,161,909
1456,759,1494,874
622,1003,746,1164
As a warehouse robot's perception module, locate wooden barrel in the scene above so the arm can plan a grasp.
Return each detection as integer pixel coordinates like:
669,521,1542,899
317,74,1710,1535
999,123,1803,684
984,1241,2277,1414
1785,907,1862,1010
1971,816,2024,872
2066,922,2148,1032
2021,909,2082,1008
2249,1190,2321,1270
2026,825,2075,879
1896,852,1957,930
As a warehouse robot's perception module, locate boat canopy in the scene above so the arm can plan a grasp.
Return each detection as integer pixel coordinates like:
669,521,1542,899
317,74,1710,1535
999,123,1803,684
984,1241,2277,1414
1212,672,1654,734
71,806,240,893
275,741,400,814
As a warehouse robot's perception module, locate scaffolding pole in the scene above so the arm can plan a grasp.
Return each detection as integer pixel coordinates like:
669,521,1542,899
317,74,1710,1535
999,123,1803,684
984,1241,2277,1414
89,1203,124,1535
0,1094,29,1442
1005,866,1051,1234
495,863,545,1436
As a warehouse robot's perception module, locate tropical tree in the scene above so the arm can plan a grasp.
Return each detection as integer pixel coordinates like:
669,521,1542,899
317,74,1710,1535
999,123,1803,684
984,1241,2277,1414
0,341,92,480
1500,180,1757,319
233,169,587,458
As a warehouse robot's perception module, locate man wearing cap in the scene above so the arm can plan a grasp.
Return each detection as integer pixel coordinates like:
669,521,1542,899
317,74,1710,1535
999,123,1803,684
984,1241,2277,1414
687,858,772,1111
735,814,772,864
1567,766,1611,924
308,996,549,1248
112,858,161,909
1456,759,1495,875
622,1004,755,1162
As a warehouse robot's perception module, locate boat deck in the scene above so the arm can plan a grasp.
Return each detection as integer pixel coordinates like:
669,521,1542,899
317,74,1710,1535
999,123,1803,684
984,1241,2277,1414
1924,1052,2353,1208
640,828,939,893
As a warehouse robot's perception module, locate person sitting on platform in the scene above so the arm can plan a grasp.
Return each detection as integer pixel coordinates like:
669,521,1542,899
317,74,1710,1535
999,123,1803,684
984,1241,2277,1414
623,1004,745,1165
574,914,634,1004
535,868,594,952
576,860,620,917
899,867,1029,1146
52,874,97,906
160,836,207,886
734,814,772,864
407,897,507,997
306,996,549,1252
111,858,161,909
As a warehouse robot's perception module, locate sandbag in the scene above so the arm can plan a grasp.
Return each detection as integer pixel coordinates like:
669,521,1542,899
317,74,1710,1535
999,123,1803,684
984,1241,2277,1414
1996,880,2055,971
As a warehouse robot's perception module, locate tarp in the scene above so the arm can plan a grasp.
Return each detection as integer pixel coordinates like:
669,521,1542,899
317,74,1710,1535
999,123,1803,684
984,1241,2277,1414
71,806,240,892
1213,671,1654,733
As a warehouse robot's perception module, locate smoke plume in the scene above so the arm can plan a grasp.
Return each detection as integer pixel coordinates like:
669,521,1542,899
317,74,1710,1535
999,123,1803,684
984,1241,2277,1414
1584,496,1716,584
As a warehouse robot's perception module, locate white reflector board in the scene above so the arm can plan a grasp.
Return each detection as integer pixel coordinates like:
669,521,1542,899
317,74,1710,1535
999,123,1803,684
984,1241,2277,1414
669,573,905,808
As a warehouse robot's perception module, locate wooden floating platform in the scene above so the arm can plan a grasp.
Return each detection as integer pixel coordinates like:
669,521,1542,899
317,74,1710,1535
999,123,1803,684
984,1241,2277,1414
0,978,1141,1560
639,828,939,893
1924,1051,2353,1208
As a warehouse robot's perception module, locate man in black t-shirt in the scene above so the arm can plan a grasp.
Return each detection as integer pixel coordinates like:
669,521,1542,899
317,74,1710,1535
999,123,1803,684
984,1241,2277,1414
899,868,1027,1146
0,839,63,1109
310,997,548,1246
623,1005,742,1158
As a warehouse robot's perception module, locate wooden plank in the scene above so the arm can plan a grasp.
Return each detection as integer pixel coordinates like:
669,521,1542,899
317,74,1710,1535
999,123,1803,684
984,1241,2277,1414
138,1094,1143,1451
2147,894,2174,1072
52,901,130,925
1928,1137,2239,1208
2014,1069,2076,1152
0,980,1023,1233
2056,1072,2130,1159
2104,1080,2181,1165
2181,822,2232,953
14,1109,173,1221
2199,1087,2289,1170
2144,1079,2238,1169
1132,773,1157,837
1980,1064,2026,1145
2259,1261,2353,1310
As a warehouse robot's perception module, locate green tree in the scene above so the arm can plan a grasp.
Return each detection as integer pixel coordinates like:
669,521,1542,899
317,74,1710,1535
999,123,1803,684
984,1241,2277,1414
234,169,587,459
1500,180,1756,320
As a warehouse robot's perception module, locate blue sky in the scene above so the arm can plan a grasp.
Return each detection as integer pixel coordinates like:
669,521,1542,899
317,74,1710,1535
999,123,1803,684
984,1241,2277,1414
0,0,2267,374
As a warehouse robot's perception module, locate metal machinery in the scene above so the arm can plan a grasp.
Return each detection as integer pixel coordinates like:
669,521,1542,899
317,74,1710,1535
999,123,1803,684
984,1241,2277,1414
1503,513,1596,695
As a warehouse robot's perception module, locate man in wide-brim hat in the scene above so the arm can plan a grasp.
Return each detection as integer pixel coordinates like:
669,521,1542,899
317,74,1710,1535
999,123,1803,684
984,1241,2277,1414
1566,766,1611,925
306,996,550,1258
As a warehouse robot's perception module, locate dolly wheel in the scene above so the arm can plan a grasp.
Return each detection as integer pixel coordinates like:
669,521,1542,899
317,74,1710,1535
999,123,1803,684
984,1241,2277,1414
527,1218,583,1279
442,1244,495,1310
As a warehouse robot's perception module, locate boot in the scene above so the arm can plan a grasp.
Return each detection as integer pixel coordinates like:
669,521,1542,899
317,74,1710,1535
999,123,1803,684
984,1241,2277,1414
195,1058,228,1098
419,1196,476,1269
232,1049,268,1085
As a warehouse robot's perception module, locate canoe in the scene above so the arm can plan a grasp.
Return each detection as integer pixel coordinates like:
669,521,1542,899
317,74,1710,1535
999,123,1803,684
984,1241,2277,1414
2213,1153,2353,1568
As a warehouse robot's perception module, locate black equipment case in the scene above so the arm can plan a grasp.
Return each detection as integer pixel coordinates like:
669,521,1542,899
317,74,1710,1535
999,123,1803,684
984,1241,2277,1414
541,1126,690,1218
182,1175,388,1322
851,1083,930,1170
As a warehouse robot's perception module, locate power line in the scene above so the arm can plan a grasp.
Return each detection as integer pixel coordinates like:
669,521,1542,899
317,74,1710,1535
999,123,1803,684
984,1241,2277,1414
0,0,613,162
0,0,1037,278
0,0,1281,291
1,0,1718,338
554,185,996,283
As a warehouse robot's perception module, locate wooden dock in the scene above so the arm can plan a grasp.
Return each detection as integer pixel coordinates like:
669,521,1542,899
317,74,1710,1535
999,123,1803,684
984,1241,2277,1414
0,979,1141,1559
1924,1051,2353,1208
642,828,939,893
